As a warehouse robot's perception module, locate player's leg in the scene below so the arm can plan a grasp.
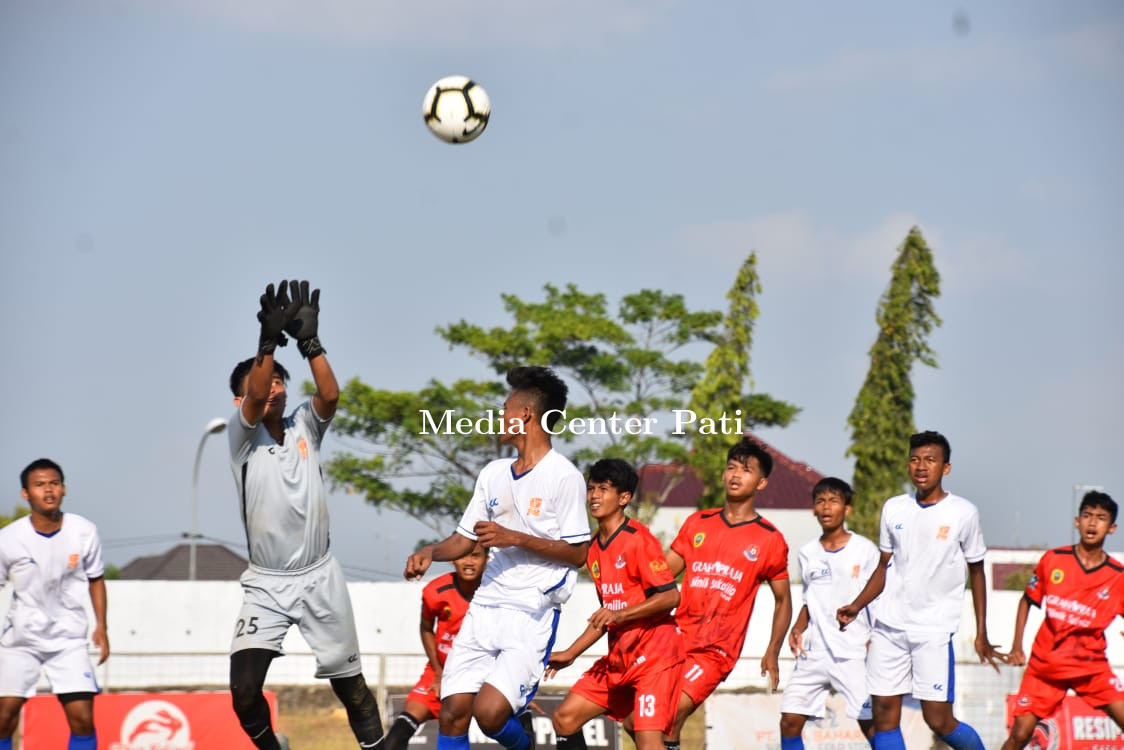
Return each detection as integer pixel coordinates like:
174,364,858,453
230,648,283,750
552,693,607,748
381,679,438,750
778,648,834,749
329,674,382,749
910,633,982,750
0,646,39,749
1004,665,1067,750
435,605,496,748
632,659,685,750
1000,714,1040,750
0,697,25,750
828,654,874,744
437,693,475,746
865,624,912,749
1100,700,1124,730
59,694,96,749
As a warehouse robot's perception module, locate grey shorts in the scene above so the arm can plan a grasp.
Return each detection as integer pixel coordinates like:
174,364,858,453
231,553,362,679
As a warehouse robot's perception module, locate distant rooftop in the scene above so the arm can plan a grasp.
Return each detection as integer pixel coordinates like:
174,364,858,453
119,543,248,581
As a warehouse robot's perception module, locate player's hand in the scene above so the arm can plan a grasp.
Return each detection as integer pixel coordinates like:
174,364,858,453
473,521,522,549
587,607,621,631
431,670,442,696
405,548,433,580
836,603,860,631
760,653,780,693
545,649,576,678
284,280,326,359
975,634,1007,672
257,280,297,356
788,627,806,658
92,626,110,665
1007,646,1027,667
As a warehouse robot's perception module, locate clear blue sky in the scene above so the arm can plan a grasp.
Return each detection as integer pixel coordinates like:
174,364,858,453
2,1,1121,578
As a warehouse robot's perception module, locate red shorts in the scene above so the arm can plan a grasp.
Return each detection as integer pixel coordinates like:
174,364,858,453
1012,664,1124,719
406,664,442,718
675,646,734,708
570,652,682,734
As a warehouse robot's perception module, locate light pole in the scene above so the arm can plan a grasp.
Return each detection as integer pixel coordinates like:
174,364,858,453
190,417,228,580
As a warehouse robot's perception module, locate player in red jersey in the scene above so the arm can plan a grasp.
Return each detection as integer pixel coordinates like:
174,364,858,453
546,459,682,750
662,437,793,749
380,544,487,750
1002,490,1124,749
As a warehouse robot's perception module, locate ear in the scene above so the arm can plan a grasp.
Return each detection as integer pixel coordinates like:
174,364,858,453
233,396,243,407
619,491,633,509
20,487,29,502
844,504,852,518
756,476,769,491
942,462,951,476
1110,523,1118,536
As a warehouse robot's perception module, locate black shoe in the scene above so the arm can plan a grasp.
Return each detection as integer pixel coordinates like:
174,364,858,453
519,711,536,750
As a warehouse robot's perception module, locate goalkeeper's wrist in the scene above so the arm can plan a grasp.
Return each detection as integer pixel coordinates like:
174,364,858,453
297,336,325,359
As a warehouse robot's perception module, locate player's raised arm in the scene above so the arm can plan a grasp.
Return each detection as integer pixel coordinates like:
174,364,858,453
405,533,476,580
242,280,297,426
282,280,338,420
472,521,590,567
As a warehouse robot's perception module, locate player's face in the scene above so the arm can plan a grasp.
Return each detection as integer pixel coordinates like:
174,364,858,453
812,490,850,531
908,444,949,493
22,468,66,516
587,480,630,520
452,544,487,583
1075,506,1117,547
723,456,768,502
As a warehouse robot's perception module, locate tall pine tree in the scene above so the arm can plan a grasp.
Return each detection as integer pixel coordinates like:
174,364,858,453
686,253,800,508
847,227,942,537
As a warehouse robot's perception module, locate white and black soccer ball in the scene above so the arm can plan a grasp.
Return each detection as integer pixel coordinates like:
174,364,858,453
422,76,490,144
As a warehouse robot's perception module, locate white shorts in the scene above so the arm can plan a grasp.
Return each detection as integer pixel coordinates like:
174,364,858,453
440,603,561,713
0,643,99,698
231,554,362,679
866,623,955,702
780,647,872,720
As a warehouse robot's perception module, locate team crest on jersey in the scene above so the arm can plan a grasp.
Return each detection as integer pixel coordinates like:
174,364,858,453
1099,587,1111,600
744,545,759,562
67,553,80,568
297,436,308,459
1017,695,1030,706
591,560,601,579
693,532,705,548
527,497,543,517
1050,569,1064,584
650,559,669,574
442,605,453,619
936,525,950,541
614,554,627,569
851,564,860,579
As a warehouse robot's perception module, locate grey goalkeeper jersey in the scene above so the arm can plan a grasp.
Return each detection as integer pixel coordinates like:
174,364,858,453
229,400,332,572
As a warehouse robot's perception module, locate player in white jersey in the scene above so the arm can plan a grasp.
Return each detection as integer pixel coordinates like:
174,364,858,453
779,477,877,750
0,458,108,750
227,281,381,750
405,366,592,750
837,431,1004,750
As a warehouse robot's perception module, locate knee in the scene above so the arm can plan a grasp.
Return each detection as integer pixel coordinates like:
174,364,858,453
473,705,509,736
438,698,472,736
331,675,375,716
920,704,956,736
779,713,805,737
229,682,262,716
0,705,22,737
552,705,581,737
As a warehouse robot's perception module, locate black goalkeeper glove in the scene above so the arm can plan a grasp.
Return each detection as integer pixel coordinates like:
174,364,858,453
256,280,297,359
284,279,326,359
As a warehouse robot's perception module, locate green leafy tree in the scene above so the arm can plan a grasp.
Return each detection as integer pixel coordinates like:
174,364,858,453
685,253,801,507
0,505,29,528
847,227,942,537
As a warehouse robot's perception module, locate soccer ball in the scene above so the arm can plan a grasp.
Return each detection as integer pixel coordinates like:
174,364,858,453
422,76,491,144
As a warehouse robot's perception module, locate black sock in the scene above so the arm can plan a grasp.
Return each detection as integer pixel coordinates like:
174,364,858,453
380,714,421,750
557,730,588,749
664,742,681,750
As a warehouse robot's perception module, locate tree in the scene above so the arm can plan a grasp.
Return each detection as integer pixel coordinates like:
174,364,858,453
0,505,29,528
325,283,727,533
846,227,942,537
685,253,801,507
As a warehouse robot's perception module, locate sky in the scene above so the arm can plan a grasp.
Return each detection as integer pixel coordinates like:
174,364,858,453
2,1,1122,578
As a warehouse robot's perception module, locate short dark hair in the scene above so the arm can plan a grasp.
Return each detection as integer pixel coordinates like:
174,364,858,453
506,366,568,430
1080,490,1118,524
727,438,773,477
813,477,854,505
229,357,291,398
909,430,951,463
21,458,64,489
588,458,639,496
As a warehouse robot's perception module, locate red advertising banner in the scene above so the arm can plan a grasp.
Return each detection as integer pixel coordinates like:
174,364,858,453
1007,694,1124,749
21,690,277,750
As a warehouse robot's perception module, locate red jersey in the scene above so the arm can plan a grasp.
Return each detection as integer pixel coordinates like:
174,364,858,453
421,572,472,667
1025,546,1124,679
671,509,788,666
589,518,681,668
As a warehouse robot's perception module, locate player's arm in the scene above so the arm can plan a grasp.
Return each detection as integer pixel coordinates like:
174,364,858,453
89,576,109,665
788,604,810,657
761,576,792,692
968,559,1006,670
283,281,337,420
836,550,892,629
472,522,589,567
243,281,297,426
665,548,686,579
588,587,679,631
307,351,339,421
405,533,476,580
545,620,604,679
1007,594,1033,667
419,610,441,673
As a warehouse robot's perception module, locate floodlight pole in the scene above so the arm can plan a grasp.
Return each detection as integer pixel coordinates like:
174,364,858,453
190,418,228,580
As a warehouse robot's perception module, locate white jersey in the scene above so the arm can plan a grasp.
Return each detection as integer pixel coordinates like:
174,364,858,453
455,450,590,613
229,400,332,572
0,513,104,652
875,492,986,633
798,531,881,659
